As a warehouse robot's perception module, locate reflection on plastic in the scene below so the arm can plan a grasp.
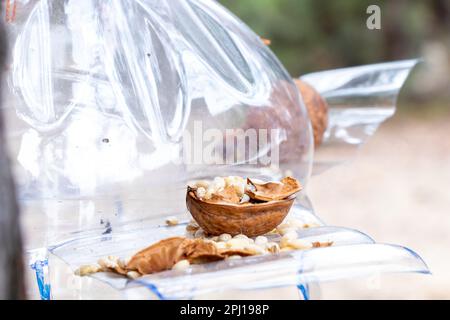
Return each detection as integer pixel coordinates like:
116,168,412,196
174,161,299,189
301,59,419,174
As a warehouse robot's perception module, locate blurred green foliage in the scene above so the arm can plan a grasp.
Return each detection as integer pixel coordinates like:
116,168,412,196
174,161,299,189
221,0,448,77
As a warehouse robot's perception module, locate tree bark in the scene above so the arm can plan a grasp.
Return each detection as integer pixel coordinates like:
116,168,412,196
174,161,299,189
0,11,26,299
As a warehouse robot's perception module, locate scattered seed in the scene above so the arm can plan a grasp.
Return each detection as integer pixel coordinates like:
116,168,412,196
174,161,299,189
219,233,232,242
285,239,313,250
74,264,101,276
281,231,298,241
165,217,179,226
98,256,118,269
266,242,280,254
255,236,268,246
172,259,190,271
194,229,206,239
226,238,248,249
127,271,141,279
214,241,227,249
277,226,297,236
244,244,266,255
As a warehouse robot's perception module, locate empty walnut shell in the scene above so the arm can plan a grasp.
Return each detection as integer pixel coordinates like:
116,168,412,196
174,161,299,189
186,190,295,237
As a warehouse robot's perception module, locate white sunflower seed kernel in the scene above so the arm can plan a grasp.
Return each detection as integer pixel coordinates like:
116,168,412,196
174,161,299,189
127,271,141,279
255,236,268,246
165,217,179,226
74,264,101,276
219,233,232,242
172,259,190,271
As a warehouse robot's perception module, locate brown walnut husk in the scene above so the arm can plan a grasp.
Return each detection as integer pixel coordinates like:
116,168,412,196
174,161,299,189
294,79,328,147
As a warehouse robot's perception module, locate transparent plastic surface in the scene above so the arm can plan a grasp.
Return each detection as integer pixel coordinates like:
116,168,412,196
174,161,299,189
5,0,312,202
301,59,418,174
2,0,427,299
50,214,428,299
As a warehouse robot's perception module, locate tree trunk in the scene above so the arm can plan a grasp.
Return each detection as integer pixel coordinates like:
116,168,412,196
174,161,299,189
0,11,26,300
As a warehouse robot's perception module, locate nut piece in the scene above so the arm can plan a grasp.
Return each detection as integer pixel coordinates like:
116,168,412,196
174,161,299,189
312,241,334,248
281,231,298,241
172,259,190,271
226,238,249,249
189,180,210,189
165,217,179,226
219,233,232,242
186,220,200,233
127,271,141,279
255,236,268,246
209,186,241,204
98,256,119,269
281,239,313,250
243,244,266,255
194,229,206,239
233,234,249,240
214,241,227,250
74,264,102,276
266,242,280,254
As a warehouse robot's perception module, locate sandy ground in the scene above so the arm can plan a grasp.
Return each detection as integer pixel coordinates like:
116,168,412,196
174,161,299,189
308,114,450,299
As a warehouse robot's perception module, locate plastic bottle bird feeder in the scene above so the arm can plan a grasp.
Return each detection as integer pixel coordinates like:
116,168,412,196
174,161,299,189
3,0,428,299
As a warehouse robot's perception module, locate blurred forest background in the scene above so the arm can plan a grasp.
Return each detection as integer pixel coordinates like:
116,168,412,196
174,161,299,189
221,0,450,299
221,0,450,115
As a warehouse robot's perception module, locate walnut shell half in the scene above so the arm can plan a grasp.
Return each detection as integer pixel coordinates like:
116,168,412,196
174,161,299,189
186,190,295,237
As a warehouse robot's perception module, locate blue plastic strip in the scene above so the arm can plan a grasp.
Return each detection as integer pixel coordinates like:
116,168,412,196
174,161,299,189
30,259,51,300
297,283,310,300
